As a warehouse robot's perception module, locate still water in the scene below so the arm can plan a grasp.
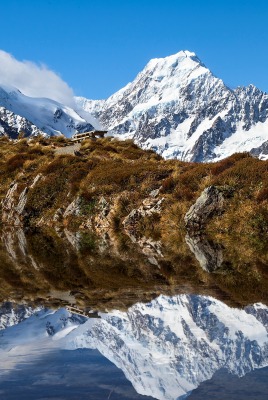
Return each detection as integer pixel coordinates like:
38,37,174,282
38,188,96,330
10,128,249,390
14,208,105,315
0,294,268,400
0,228,267,399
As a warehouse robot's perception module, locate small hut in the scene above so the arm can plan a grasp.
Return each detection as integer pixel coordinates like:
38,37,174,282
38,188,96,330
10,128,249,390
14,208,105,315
71,130,108,142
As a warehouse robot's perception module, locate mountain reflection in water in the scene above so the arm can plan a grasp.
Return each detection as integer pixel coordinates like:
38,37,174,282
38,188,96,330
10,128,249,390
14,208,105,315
0,226,268,398
0,294,267,400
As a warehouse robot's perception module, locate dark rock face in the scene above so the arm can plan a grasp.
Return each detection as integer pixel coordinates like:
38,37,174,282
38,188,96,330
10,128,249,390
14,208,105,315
250,140,268,159
184,186,225,232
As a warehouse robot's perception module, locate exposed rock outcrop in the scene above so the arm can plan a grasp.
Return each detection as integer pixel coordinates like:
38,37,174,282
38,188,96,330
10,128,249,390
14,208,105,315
123,188,164,236
1,174,42,226
63,228,81,251
2,182,21,226
93,196,113,233
184,186,226,232
128,236,163,267
63,197,81,218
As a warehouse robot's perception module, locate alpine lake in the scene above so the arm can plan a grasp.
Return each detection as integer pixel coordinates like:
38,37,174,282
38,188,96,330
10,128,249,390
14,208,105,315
0,226,267,400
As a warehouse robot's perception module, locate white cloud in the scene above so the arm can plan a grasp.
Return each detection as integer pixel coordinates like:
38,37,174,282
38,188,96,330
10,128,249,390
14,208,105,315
0,50,74,106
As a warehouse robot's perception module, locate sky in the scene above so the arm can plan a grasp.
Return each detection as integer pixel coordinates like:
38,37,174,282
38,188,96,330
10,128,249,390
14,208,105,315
0,0,268,102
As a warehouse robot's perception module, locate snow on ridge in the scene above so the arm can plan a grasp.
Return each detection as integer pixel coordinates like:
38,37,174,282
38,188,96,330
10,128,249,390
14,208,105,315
144,50,200,72
213,120,268,161
1,49,268,161
0,85,97,138
76,50,268,162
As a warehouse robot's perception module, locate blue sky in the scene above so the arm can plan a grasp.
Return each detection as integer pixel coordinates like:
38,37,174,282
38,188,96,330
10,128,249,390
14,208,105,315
1,0,268,100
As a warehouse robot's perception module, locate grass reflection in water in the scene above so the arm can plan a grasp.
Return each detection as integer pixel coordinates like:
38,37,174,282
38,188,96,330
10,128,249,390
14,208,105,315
0,226,267,311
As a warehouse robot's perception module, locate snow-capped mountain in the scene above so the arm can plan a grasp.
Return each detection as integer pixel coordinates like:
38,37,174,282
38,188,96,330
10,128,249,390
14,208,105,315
1,295,267,400
0,85,95,138
76,50,268,161
0,107,45,138
1,51,268,161
75,96,104,130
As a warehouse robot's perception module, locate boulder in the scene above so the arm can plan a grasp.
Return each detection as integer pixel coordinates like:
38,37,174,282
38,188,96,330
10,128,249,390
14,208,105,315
184,186,225,232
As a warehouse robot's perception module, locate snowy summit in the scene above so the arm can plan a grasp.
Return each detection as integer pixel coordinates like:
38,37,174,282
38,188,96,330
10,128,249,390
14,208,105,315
0,50,267,162
76,50,268,161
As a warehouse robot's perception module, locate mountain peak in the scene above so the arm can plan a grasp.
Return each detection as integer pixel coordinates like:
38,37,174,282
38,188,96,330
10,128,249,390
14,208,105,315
146,49,204,70
141,50,210,88
79,50,268,162
148,50,198,64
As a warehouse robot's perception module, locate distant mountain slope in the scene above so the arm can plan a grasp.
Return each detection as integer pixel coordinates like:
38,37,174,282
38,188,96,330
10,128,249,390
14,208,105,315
1,51,267,160
0,85,95,138
0,106,44,138
76,50,268,161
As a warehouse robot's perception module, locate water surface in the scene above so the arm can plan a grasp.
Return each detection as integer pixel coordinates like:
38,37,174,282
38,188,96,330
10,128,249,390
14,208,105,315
0,227,267,399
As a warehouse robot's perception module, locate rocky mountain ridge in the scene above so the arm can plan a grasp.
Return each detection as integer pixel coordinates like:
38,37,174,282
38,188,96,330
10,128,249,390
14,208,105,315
0,51,267,161
76,50,268,161
0,106,44,138
0,85,95,138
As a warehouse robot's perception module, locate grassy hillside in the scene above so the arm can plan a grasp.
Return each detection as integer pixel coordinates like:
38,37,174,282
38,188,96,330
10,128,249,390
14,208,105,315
0,136,267,239
0,136,267,308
